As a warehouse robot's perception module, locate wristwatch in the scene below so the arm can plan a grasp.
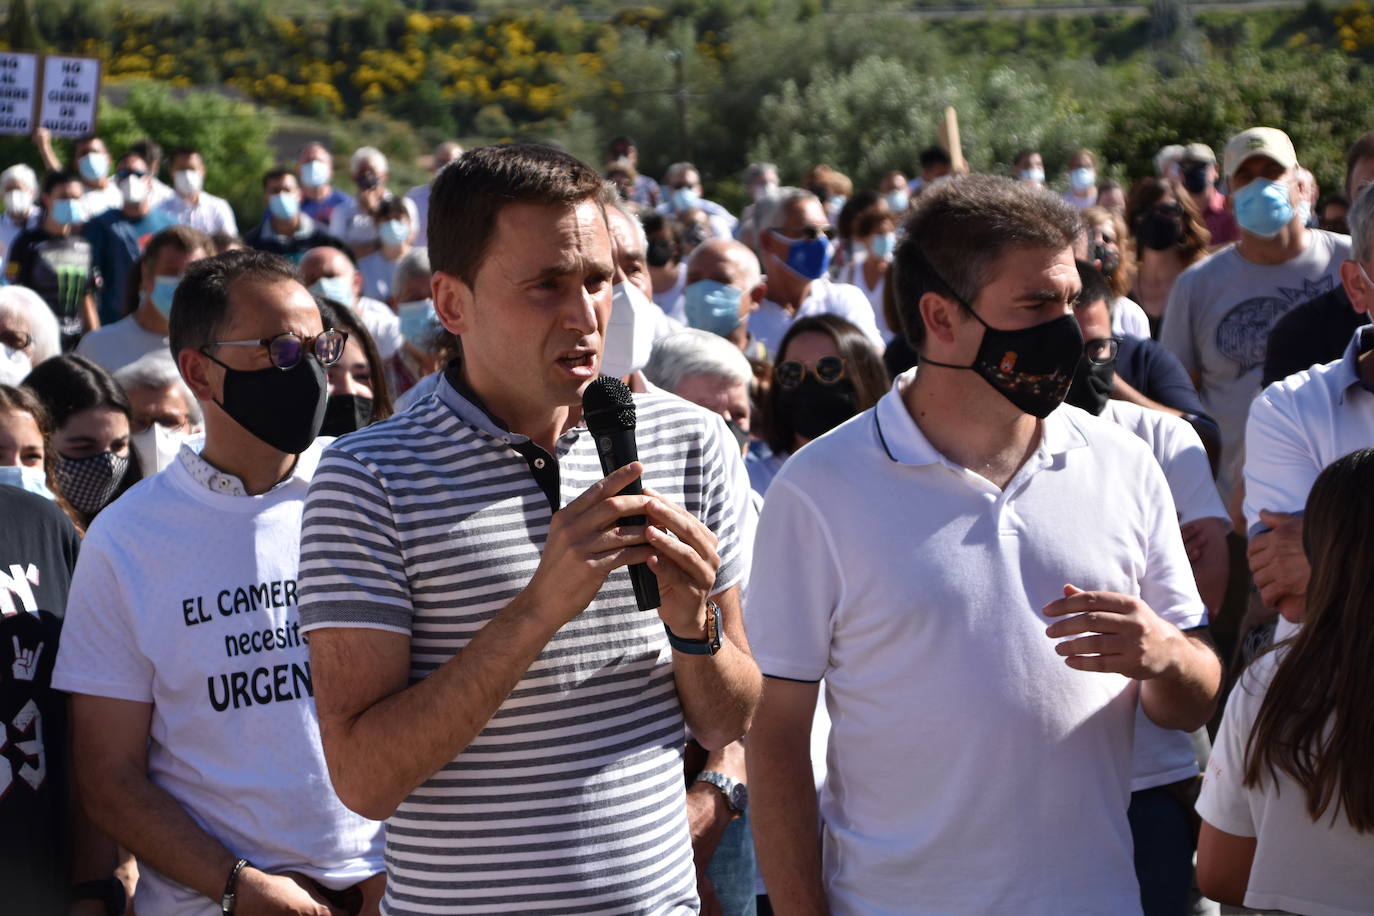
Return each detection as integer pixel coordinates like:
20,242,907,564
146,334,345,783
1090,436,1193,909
696,770,748,815
664,600,722,655
222,858,252,914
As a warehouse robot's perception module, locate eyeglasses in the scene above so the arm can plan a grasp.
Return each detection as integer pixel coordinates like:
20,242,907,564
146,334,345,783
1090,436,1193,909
0,329,33,351
773,225,835,242
775,355,846,390
1084,336,1121,365
203,329,348,370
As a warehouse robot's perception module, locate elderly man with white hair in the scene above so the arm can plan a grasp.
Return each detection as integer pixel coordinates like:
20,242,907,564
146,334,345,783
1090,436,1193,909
0,285,60,385
328,146,419,259
645,327,754,439
0,163,41,274
112,352,202,473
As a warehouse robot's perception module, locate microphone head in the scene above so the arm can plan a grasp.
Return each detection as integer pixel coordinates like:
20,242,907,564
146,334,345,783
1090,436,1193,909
582,375,637,433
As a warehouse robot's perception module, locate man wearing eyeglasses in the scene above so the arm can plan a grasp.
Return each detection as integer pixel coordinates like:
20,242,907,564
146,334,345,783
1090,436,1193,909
748,187,885,358
53,249,385,915
82,151,177,325
746,175,1221,915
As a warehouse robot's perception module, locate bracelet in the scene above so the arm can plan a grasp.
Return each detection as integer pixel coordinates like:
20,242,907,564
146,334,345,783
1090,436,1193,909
221,858,251,915
664,601,722,656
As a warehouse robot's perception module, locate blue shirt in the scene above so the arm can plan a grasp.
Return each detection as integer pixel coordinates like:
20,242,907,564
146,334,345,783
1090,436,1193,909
300,188,352,226
84,207,176,323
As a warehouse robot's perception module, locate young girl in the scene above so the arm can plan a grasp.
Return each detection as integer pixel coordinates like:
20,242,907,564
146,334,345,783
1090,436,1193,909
1196,446,1374,912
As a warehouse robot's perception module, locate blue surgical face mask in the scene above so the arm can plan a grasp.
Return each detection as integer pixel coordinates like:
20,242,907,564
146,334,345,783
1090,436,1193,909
683,280,743,337
379,219,409,247
1020,168,1045,184
1069,167,1097,192
78,152,109,182
300,159,330,189
670,187,699,211
150,275,180,319
1233,177,1294,239
267,191,300,221
883,190,909,213
772,231,833,281
51,198,83,226
0,464,56,501
309,276,353,307
397,299,441,350
870,232,896,259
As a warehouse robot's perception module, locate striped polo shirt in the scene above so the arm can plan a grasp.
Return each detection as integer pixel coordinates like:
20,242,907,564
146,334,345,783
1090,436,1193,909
298,370,746,915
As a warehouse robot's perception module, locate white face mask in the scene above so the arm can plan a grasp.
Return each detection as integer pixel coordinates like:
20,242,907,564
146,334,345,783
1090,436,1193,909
4,188,34,218
601,281,659,379
118,175,149,206
173,169,204,197
0,343,31,386
131,422,188,475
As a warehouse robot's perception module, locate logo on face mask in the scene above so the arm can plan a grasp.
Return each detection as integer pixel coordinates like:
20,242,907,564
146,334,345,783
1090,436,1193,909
999,352,1017,374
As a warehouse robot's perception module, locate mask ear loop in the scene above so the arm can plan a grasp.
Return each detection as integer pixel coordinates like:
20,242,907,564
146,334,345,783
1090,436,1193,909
906,247,990,371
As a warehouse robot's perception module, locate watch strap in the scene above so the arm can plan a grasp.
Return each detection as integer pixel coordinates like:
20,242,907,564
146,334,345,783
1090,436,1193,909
696,769,746,813
664,601,722,655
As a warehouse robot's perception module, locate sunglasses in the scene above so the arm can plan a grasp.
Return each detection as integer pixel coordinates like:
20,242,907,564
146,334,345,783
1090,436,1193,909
115,169,148,181
773,225,835,243
203,329,348,370
775,355,846,390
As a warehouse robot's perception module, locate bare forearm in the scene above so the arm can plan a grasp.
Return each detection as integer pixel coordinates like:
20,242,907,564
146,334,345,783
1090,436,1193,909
674,640,761,750
80,294,99,331
747,735,827,916
1142,633,1222,731
320,593,561,819
79,766,237,903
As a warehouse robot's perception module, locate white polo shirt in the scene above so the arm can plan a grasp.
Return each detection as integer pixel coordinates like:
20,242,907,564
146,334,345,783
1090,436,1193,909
1099,400,1226,792
746,370,1205,915
748,275,885,359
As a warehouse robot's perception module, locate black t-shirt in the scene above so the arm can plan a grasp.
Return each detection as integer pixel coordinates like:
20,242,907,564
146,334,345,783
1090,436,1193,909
244,219,351,265
5,227,100,343
1261,285,1367,386
0,486,80,912
1115,335,1210,420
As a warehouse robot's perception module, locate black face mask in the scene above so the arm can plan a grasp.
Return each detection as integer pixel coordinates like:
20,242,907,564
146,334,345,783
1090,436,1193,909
646,238,676,268
320,393,373,437
922,307,1084,419
778,375,857,442
205,353,328,454
1180,165,1211,195
1137,211,1184,251
1065,354,1115,416
1090,240,1120,278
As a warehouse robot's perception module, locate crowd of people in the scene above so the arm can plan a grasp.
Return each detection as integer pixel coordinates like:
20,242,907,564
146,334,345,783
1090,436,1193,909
1,117,1372,916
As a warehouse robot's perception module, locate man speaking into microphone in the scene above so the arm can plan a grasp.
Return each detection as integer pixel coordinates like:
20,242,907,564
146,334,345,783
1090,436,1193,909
296,144,760,914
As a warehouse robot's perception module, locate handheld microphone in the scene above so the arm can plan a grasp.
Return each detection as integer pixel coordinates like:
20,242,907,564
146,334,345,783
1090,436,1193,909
582,375,661,612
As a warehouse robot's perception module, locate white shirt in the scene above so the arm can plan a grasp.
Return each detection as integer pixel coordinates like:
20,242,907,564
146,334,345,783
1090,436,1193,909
75,314,167,374
750,275,886,358
327,195,419,247
1097,400,1226,791
80,182,122,220
51,440,384,915
745,371,1205,915
158,191,238,237
839,257,894,343
404,183,429,246
652,262,687,323
1197,649,1374,916
352,295,402,361
1112,295,1151,339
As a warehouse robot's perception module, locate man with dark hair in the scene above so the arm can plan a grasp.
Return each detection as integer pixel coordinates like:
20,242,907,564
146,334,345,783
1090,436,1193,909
76,225,211,373
33,130,121,217
244,167,348,264
5,171,101,346
747,174,1220,914
127,138,174,208
158,147,237,238
53,248,385,915
1014,147,1045,184
83,151,177,324
1262,132,1374,386
908,145,952,197
605,134,659,208
297,143,760,913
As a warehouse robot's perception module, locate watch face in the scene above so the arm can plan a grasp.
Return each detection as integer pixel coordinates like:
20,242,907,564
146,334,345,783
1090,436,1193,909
730,783,749,811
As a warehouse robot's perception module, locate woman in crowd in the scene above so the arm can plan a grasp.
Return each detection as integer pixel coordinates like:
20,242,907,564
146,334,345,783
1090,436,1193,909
315,298,393,436
0,286,60,384
1196,447,1374,913
358,194,413,302
22,354,142,528
839,203,897,341
1082,205,1150,339
833,190,881,280
0,384,71,513
1126,177,1211,335
748,313,888,496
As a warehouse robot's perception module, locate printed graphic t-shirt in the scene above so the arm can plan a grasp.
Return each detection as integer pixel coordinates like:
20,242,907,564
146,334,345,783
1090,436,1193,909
51,441,383,916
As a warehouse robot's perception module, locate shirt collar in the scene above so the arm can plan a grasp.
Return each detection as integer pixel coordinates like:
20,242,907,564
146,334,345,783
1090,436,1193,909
873,367,1088,467
175,440,299,497
1338,324,1374,401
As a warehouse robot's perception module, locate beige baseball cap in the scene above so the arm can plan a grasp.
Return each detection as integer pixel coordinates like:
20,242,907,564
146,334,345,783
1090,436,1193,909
1223,127,1297,179
1181,142,1216,165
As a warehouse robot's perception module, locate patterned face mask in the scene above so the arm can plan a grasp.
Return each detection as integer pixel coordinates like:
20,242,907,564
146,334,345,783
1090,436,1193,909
55,450,129,516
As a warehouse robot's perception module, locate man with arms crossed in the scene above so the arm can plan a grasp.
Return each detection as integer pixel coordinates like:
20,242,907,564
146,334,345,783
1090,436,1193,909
297,144,760,914
746,175,1222,914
